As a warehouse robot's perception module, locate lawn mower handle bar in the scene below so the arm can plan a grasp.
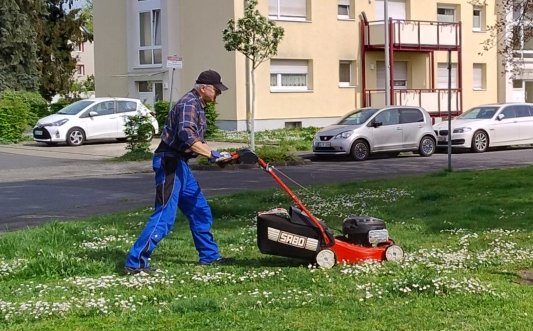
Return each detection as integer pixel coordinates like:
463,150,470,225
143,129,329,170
230,149,333,246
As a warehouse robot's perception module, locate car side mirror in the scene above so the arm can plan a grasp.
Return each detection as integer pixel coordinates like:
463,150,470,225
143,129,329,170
372,121,383,128
89,111,98,117
497,114,504,121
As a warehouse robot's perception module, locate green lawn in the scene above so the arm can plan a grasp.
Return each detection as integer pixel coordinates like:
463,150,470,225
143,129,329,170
0,166,532,330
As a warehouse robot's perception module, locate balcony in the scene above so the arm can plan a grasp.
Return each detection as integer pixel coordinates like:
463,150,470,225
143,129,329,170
363,89,462,117
363,19,461,51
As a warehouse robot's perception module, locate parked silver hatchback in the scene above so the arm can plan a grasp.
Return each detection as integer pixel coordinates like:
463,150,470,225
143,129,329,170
313,106,437,161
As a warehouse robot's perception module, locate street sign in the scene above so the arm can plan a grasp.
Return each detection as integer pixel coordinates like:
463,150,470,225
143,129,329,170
166,55,182,69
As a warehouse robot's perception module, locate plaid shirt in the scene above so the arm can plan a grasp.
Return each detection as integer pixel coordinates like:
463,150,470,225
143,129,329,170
158,89,206,156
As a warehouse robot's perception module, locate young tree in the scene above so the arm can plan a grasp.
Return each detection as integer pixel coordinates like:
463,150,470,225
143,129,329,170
480,0,533,75
223,0,284,150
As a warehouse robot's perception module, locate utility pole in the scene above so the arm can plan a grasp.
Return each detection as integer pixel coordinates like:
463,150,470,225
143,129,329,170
384,0,390,106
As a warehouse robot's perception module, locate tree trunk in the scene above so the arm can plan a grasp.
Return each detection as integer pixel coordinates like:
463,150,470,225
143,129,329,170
250,66,256,150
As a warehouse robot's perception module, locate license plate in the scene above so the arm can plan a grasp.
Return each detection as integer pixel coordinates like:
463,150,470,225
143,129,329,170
316,142,330,147
34,130,43,135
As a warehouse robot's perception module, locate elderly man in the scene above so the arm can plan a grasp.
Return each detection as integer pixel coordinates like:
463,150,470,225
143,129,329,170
125,70,233,273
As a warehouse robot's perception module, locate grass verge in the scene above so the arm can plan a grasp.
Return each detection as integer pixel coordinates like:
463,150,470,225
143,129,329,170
0,167,532,330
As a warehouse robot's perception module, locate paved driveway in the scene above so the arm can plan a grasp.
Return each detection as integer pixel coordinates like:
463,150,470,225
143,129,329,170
1,141,533,231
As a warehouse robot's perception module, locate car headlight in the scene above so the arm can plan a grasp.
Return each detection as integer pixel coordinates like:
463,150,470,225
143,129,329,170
453,127,472,133
42,119,69,127
334,131,354,139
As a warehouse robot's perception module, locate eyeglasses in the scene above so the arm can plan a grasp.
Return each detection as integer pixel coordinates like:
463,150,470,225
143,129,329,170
206,85,221,96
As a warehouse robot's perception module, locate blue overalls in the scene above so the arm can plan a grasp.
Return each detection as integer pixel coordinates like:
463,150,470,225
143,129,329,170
125,89,221,268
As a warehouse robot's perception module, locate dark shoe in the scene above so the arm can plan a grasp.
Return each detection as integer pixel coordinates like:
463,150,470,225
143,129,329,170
124,266,158,275
200,256,235,266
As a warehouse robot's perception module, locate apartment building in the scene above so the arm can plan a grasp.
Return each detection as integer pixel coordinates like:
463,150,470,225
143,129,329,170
93,0,499,130
498,0,533,103
73,39,95,83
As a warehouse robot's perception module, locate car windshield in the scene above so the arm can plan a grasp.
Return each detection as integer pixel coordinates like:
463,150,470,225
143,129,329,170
56,100,95,115
456,107,498,120
338,108,379,125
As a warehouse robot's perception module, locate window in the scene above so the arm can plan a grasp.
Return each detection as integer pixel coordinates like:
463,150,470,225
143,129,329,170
375,0,406,20
74,43,84,52
377,61,407,89
374,109,400,126
513,80,523,89
400,109,424,123
437,63,457,88
473,63,485,90
117,101,138,114
472,7,484,31
269,0,307,21
515,105,532,117
501,107,517,119
76,64,85,76
437,7,456,23
270,59,309,91
337,0,351,19
139,9,162,65
339,61,355,87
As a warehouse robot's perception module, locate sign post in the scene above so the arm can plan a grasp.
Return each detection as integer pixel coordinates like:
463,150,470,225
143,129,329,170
166,55,183,113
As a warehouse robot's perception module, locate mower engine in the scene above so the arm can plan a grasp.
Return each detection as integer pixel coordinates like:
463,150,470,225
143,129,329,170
342,216,389,247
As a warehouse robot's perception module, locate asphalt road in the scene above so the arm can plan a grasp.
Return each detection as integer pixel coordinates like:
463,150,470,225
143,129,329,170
2,141,533,231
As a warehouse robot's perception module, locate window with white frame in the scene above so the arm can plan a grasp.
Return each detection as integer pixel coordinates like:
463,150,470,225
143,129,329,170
473,63,485,90
270,59,309,91
339,61,355,87
472,7,483,31
337,0,351,19
437,63,457,88
437,6,456,23
269,0,307,21
139,8,162,65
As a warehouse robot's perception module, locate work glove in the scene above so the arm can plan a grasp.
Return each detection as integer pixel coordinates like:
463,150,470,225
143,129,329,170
209,150,232,163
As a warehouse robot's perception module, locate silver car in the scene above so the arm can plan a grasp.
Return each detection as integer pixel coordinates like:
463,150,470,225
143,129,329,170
313,106,436,161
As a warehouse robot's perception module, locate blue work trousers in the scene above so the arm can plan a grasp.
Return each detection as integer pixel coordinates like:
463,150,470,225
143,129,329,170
125,154,220,268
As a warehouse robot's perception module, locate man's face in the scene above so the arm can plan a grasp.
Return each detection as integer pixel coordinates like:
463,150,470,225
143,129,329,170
200,84,221,103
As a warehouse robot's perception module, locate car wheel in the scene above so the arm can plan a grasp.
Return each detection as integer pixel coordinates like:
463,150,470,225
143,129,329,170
418,135,436,157
66,127,85,146
350,139,370,161
471,130,489,153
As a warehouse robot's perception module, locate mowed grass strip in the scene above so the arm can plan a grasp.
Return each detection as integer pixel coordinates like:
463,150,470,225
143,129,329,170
0,166,532,330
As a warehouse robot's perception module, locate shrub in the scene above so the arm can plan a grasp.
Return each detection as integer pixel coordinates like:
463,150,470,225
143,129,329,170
205,102,219,138
0,90,48,126
154,100,170,131
123,114,153,154
0,97,31,143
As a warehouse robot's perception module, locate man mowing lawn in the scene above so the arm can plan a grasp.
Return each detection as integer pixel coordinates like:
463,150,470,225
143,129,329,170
125,70,234,274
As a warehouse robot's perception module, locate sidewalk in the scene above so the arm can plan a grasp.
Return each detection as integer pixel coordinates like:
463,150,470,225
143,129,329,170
0,140,250,183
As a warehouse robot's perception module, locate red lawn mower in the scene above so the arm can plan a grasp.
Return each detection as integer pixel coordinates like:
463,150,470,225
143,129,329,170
229,148,404,268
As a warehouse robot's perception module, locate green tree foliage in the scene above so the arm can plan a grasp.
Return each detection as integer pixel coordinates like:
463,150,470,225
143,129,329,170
223,0,284,149
37,0,89,101
0,0,89,100
0,0,43,91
